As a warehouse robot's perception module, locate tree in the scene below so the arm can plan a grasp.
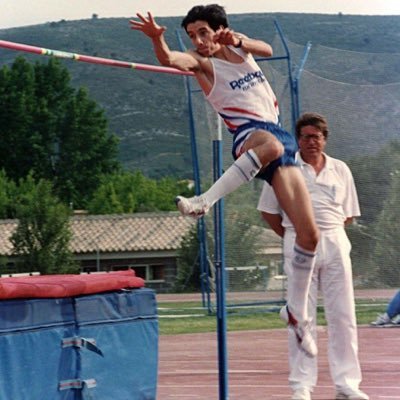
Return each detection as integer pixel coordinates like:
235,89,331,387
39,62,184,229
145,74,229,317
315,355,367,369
346,140,400,286
86,171,193,214
174,226,202,292
345,222,376,284
0,58,36,180
372,168,400,286
54,87,120,207
10,175,78,274
348,140,400,225
224,215,263,269
0,57,120,209
0,170,17,219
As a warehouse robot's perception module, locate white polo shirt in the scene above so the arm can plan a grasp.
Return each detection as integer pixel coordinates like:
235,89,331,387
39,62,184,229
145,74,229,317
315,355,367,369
257,153,360,230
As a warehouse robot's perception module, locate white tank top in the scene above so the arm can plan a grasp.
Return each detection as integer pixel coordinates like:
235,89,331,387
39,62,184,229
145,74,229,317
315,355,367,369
206,47,279,132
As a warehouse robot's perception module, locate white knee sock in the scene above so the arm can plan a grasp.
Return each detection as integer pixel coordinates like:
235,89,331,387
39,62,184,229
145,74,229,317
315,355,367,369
288,244,316,323
202,149,262,206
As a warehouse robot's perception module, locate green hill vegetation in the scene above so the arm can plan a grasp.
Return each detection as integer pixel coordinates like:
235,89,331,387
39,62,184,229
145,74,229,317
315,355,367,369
0,13,399,178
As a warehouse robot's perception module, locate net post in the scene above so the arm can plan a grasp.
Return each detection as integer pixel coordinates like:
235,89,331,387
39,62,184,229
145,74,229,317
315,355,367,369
213,116,229,399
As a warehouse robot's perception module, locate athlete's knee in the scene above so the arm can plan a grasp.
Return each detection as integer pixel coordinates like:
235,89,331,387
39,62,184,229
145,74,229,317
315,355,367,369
259,139,284,165
269,139,284,159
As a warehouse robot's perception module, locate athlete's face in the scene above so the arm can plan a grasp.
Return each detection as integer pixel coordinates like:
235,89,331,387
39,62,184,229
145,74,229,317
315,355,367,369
298,125,326,157
186,20,222,56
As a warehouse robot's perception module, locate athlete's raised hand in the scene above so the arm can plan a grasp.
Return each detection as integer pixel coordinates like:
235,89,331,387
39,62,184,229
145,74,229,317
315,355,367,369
213,27,241,47
129,12,166,38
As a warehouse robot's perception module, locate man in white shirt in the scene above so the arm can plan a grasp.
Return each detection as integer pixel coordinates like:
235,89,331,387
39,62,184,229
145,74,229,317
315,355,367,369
257,113,368,400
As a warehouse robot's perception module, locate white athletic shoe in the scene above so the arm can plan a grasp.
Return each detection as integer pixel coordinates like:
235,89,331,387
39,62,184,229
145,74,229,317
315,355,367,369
370,312,391,327
175,195,210,219
335,388,369,399
292,387,312,400
391,314,400,325
280,305,318,358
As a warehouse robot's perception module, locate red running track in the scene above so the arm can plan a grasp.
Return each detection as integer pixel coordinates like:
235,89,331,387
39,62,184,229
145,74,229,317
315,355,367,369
158,326,400,399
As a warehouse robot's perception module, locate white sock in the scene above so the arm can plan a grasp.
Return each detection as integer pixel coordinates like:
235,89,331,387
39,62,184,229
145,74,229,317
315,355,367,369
288,244,316,323
202,149,262,206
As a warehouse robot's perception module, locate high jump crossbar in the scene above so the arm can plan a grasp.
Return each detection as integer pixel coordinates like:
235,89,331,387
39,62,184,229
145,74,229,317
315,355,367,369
0,39,195,76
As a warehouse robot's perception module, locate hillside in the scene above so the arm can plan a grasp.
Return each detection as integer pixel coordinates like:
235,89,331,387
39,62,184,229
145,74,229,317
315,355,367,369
0,13,399,178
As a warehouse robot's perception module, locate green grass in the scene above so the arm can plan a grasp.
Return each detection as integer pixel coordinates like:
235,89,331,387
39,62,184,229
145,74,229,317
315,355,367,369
157,300,386,335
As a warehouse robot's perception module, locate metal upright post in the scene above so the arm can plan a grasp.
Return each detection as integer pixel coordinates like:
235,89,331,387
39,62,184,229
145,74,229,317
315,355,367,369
293,42,312,117
213,116,229,400
274,19,296,133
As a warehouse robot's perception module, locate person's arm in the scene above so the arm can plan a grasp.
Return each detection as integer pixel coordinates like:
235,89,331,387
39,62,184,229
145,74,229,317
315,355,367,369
214,28,273,57
261,212,285,238
341,161,361,222
130,12,200,72
344,217,354,226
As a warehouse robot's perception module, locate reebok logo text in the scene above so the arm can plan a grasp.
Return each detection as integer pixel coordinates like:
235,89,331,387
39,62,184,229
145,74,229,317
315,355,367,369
229,70,265,90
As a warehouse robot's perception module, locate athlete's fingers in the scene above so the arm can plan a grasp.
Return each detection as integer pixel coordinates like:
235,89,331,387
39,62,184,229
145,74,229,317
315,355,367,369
147,12,156,24
129,19,144,28
135,13,148,23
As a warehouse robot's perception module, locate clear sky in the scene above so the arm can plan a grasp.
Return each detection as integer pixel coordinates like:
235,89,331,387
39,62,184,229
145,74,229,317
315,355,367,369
2,0,400,29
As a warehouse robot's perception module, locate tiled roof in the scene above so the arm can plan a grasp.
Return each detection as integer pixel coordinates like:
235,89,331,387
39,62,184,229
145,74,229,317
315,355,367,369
0,212,196,256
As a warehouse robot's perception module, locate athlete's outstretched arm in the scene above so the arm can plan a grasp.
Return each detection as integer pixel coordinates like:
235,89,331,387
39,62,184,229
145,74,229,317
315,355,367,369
130,12,200,72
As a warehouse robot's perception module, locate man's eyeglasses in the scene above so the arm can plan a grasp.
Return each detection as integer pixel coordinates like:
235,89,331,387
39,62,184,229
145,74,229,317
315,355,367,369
299,133,325,141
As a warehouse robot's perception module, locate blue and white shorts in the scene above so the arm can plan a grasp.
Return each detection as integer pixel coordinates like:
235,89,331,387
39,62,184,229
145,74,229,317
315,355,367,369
231,120,298,184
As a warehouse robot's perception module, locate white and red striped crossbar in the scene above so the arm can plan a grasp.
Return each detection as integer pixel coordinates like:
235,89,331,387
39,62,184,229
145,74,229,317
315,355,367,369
0,39,194,76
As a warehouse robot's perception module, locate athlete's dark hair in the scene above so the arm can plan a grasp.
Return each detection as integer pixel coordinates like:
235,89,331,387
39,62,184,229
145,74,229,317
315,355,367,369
295,112,329,139
181,4,229,32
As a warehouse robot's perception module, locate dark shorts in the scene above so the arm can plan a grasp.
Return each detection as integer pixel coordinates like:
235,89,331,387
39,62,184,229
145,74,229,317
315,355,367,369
232,121,298,184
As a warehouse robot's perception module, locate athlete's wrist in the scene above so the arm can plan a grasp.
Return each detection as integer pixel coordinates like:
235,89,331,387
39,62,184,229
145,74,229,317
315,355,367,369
234,36,243,48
